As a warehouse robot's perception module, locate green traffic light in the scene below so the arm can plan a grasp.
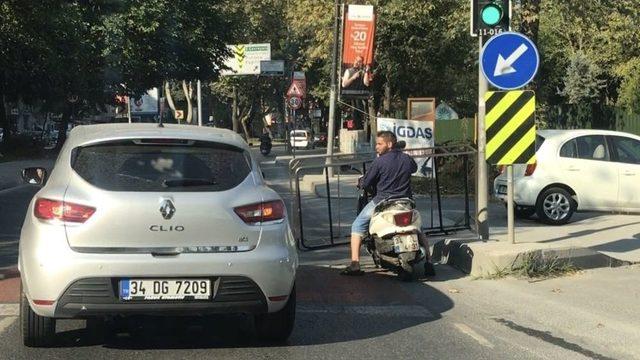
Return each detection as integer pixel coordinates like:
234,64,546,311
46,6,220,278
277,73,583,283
481,3,503,26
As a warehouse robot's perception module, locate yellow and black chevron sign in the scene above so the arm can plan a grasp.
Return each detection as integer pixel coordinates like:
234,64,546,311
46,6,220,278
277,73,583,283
485,90,536,165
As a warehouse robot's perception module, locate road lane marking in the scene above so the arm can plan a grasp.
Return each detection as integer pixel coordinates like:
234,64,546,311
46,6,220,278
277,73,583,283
0,316,17,335
0,304,19,316
298,305,434,318
453,323,495,349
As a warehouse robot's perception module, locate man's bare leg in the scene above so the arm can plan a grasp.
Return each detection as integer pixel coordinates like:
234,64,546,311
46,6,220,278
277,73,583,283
351,233,362,262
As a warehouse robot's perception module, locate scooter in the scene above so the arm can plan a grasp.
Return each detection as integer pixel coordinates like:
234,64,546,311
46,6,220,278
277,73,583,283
349,145,435,281
259,135,272,155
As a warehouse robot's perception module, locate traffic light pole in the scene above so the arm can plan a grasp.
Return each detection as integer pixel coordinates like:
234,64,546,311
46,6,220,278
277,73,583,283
477,35,490,240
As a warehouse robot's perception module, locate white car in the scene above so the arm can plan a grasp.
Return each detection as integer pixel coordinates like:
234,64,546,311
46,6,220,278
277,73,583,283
494,129,640,225
289,130,314,150
19,123,298,346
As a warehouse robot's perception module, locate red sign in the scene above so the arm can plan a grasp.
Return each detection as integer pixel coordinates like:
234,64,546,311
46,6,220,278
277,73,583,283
340,5,376,99
287,81,305,98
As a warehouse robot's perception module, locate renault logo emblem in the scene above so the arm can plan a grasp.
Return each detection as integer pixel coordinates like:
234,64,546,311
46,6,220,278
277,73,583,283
160,200,176,220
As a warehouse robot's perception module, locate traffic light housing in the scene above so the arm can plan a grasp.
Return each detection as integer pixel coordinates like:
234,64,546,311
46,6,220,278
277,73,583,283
471,0,511,37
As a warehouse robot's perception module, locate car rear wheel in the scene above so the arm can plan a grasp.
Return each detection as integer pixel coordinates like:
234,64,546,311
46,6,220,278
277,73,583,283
536,187,576,225
21,291,56,347
254,286,296,343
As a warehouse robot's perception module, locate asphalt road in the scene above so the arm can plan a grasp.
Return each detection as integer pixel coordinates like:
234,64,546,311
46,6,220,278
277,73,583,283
0,146,636,359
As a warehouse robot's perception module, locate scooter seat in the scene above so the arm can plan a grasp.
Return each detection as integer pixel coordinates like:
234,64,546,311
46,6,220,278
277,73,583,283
373,197,415,214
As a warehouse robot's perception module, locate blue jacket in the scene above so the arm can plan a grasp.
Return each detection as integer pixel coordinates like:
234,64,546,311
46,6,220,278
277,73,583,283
362,149,417,203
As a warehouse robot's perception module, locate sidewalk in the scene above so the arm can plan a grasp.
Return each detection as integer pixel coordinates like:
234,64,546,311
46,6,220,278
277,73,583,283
286,165,640,277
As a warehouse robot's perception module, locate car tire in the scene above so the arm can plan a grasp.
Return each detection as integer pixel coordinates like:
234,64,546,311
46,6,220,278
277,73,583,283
254,286,296,343
21,291,56,347
535,187,576,225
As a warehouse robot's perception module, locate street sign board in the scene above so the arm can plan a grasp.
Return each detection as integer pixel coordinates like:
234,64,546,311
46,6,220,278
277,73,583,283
260,60,285,76
221,43,271,76
175,110,184,120
485,90,536,165
287,82,305,98
288,96,302,110
481,32,539,90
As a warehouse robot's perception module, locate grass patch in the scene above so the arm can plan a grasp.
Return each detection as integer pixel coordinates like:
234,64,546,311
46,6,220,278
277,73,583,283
476,252,580,280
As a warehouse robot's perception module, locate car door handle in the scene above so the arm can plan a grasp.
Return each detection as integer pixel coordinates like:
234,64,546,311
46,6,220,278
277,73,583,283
623,171,636,176
567,167,580,172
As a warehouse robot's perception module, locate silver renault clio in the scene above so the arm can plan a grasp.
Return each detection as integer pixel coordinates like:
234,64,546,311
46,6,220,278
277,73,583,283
19,123,298,347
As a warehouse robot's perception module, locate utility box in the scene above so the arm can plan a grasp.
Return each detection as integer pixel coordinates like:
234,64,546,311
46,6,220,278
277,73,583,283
339,129,368,154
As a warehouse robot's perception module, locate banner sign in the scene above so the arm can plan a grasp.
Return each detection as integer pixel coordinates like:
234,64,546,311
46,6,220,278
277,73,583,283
340,5,376,99
221,43,271,75
377,117,436,177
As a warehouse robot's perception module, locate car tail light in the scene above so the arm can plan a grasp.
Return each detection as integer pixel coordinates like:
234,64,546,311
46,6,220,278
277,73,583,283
234,200,285,224
525,163,537,176
393,212,413,227
35,198,96,223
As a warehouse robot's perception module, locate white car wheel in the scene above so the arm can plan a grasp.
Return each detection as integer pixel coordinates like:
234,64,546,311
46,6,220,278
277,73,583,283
536,187,576,225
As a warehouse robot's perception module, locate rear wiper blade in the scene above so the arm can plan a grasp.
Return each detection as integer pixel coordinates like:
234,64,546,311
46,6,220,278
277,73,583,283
162,178,217,187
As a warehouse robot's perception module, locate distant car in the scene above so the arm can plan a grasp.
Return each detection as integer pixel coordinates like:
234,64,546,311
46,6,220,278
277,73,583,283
289,129,314,150
313,133,327,147
19,123,298,346
494,129,640,225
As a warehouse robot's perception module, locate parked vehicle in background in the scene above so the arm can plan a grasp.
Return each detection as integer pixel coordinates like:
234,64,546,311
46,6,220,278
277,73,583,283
19,123,298,347
494,129,640,225
313,133,327,147
289,129,314,150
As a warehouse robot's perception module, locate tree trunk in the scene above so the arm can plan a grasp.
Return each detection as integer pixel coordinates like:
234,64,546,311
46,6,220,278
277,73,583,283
0,93,9,146
54,105,72,151
383,77,391,116
232,86,239,133
183,80,193,124
164,81,177,122
520,0,540,92
368,97,377,143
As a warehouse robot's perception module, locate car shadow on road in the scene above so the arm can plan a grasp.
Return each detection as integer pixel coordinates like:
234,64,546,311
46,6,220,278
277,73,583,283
47,265,454,350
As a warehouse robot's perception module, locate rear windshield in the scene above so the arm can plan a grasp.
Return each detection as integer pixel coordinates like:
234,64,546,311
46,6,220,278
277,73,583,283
71,140,252,192
291,131,308,137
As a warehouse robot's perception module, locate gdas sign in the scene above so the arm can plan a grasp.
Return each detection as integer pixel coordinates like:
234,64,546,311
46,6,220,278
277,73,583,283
377,118,436,178
393,125,433,140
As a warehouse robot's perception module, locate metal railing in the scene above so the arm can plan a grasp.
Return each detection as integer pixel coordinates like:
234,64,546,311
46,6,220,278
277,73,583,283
291,145,478,250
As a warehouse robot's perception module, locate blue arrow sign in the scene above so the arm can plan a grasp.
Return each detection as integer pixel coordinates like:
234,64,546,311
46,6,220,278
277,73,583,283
481,32,540,90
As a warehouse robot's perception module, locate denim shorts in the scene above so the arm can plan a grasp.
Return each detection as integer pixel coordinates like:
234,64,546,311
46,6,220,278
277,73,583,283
351,200,377,236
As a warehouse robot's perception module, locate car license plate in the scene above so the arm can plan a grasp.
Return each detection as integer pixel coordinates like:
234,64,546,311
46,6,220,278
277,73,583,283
119,279,211,301
497,185,507,195
393,234,420,253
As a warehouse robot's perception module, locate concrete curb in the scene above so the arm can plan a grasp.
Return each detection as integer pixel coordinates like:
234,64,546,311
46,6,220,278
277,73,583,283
432,238,634,278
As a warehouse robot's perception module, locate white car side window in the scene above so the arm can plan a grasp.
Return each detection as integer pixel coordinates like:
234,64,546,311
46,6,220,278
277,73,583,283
560,139,578,158
612,136,640,164
575,135,609,161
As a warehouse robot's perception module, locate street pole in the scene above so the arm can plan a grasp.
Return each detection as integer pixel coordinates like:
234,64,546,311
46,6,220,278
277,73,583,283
325,0,340,177
127,96,132,124
507,164,515,244
197,79,203,126
477,35,490,240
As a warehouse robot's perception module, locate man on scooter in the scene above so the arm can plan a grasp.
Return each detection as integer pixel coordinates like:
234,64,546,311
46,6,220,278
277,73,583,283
341,131,418,276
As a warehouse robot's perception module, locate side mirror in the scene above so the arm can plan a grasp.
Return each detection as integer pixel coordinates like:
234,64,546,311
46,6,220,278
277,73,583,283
22,167,47,186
